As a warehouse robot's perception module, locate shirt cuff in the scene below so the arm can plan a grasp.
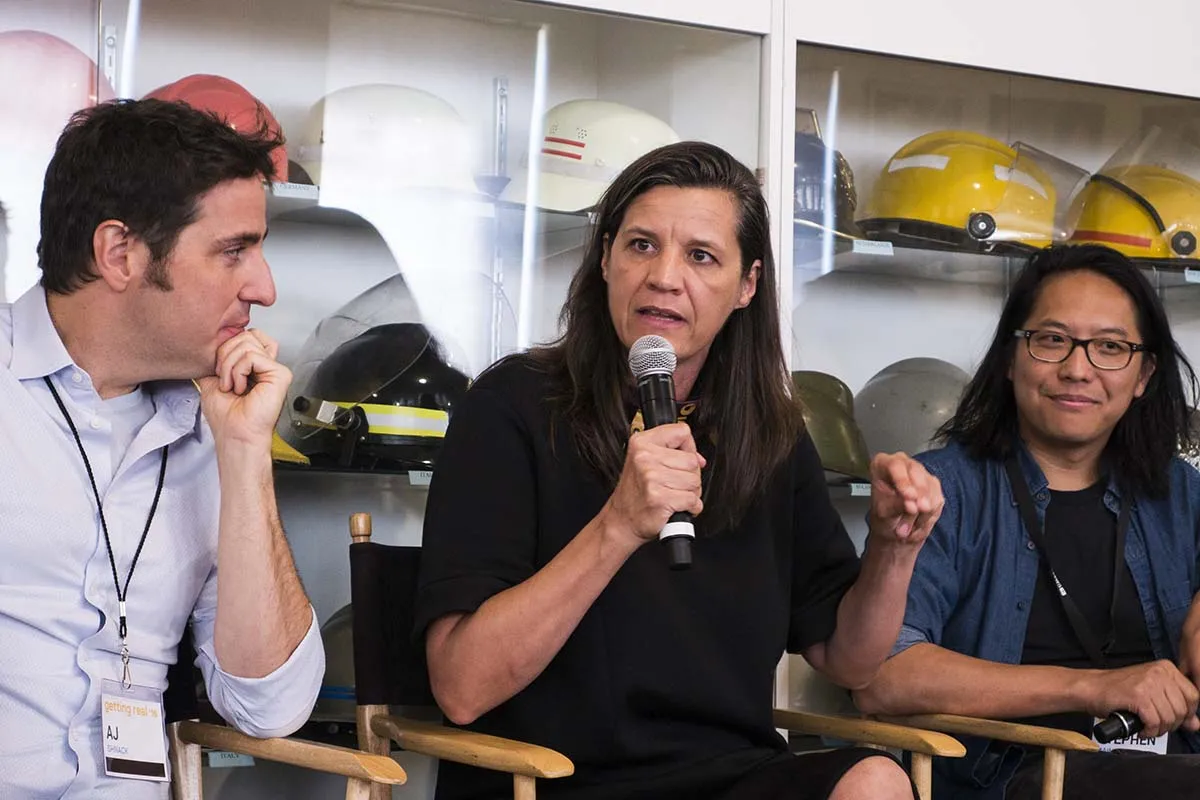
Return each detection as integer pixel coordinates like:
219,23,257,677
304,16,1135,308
198,607,325,738
889,623,930,658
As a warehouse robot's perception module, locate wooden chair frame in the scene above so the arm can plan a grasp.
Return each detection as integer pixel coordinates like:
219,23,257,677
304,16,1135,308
165,511,973,800
880,713,1098,800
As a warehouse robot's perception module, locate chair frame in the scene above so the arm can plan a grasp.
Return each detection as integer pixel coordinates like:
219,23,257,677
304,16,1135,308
165,511,973,800
880,713,1099,800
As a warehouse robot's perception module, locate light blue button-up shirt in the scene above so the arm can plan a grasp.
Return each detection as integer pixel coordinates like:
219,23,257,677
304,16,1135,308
0,285,324,798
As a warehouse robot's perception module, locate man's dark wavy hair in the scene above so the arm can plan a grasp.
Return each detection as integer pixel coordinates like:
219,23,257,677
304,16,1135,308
38,97,281,293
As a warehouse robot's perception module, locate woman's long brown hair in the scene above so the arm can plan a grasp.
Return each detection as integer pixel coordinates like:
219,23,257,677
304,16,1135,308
528,141,802,534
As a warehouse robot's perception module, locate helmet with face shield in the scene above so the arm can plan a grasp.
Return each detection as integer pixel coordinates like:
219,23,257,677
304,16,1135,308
283,274,471,472
1068,125,1200,262
859,131,1086,254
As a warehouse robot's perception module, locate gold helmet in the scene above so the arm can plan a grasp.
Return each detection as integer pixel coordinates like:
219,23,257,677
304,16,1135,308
859,130,1060,254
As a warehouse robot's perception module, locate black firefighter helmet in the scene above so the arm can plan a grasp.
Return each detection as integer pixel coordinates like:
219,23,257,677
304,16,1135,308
290,322,469,471
794,131,860,240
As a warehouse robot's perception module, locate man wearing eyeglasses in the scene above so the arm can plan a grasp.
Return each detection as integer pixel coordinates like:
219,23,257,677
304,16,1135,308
856,244,1200,799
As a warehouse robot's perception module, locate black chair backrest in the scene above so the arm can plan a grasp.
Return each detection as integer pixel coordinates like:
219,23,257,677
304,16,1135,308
349,541,435,706
165,625,200,724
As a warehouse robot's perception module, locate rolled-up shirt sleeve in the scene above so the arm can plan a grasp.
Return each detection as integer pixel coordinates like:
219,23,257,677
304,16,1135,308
191,568,325,738
887,452,962,658
891,623,932,656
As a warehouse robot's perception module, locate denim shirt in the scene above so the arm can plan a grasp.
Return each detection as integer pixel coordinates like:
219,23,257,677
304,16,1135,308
893,440,1200,800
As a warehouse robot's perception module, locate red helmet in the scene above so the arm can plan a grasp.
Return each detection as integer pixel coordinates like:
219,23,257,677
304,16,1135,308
145,74,288,181
0,29,114,152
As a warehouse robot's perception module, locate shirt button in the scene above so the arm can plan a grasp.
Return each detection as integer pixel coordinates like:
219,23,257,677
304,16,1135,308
72,372,83,384
1036,492,1048,502
1017,601,1027,611
90,418,102,430
1026,541,1036,550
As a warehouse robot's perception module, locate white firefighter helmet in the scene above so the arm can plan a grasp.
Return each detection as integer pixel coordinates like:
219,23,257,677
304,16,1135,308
854,357,971,457
296,83,478,196
500,98,680,213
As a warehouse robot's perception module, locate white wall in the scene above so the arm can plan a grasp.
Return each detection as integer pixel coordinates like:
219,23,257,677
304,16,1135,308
789,0,1200,100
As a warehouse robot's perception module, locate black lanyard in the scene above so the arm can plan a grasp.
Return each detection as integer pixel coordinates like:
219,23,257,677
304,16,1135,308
1004,455,1129,668
43,376,168,687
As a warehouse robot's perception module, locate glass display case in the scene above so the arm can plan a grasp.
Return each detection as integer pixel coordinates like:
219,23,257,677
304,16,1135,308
787,42,1200,504
3,0,765,372
96,0,762,480
780,30,1200,749
0,2,770,793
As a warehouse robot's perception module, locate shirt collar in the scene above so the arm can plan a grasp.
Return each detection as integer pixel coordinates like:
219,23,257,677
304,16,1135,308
9,283,204,436
8,283,74,381
1010,437,1123,504
153,379,206,437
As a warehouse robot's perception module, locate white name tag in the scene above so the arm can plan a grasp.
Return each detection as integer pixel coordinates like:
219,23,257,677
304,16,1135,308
101,679,169,782
1092,718,1169,755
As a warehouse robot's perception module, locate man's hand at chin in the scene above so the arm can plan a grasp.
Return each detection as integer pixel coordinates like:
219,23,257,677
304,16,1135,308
195,328,291,449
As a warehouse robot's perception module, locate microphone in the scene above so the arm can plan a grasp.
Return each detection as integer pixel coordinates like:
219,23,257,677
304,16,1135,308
1093,710,1142,744
627,334,694,570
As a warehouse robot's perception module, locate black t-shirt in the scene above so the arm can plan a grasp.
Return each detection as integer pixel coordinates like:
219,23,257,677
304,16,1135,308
413,356,862,800
1019,481,1154,734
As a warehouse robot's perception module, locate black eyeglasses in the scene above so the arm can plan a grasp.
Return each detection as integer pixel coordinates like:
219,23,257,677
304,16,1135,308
1013,329,1147,371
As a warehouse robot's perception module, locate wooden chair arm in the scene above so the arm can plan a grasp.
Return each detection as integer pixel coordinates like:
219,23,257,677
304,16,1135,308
176,720,408,784
774,709,966,757
370,715,574,779
877,714,1099,752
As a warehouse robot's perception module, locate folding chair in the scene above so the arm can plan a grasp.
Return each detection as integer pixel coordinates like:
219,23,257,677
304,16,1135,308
165,626,406,800
879,713,1098,800
350,511,964,800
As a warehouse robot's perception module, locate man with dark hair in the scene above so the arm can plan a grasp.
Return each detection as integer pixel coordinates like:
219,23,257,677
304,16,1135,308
856,243,1200,798
0,98,324,798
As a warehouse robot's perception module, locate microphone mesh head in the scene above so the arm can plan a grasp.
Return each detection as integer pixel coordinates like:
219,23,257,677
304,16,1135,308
628,335,677,379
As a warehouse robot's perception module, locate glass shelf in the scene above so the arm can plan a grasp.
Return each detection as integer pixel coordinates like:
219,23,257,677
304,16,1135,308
266,182,369,227
266,181,501,228
274,459,433,489
795,238,1014,287
825,478,871,499
796,237,1200,293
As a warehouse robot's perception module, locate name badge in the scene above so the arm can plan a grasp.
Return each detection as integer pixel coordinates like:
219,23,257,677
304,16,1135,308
1092,718,1169,755
101,679,169,781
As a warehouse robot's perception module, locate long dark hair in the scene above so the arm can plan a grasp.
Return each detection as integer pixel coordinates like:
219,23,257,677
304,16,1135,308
528,140,801,533
939,243,1198,498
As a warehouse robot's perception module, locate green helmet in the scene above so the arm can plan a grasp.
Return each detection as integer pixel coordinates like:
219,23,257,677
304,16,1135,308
792,370,871,481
